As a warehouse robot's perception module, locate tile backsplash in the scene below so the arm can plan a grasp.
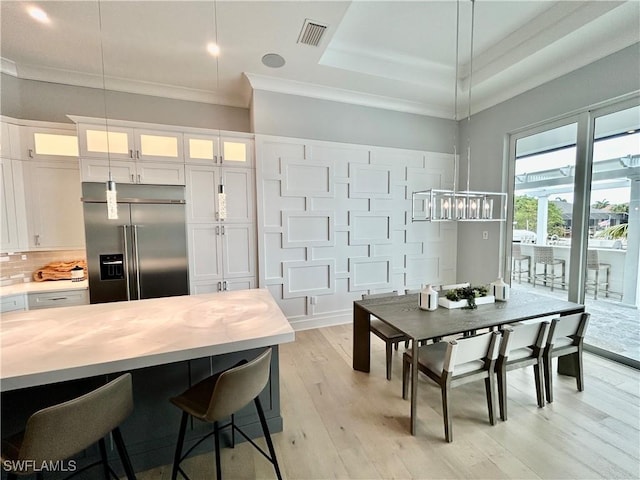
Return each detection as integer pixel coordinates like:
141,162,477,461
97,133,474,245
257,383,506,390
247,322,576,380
0,250,86,286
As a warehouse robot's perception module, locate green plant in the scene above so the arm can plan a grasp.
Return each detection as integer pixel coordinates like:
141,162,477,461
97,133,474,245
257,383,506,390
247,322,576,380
595,223,628,240
445,285,489,310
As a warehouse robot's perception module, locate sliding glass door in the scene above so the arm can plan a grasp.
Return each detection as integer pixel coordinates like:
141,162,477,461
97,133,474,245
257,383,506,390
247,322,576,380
508,98,639,367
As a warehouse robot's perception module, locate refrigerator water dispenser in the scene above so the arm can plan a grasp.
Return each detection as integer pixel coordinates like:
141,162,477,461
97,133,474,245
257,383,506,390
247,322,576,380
99,254,124,281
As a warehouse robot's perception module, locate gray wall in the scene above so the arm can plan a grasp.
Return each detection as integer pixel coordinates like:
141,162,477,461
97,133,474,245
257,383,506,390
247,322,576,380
456,43,640,285
0,74,250,132
252,90,456,153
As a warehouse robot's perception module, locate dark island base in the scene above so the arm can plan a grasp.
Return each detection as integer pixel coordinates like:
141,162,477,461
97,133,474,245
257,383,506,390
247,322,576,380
1,346,282,478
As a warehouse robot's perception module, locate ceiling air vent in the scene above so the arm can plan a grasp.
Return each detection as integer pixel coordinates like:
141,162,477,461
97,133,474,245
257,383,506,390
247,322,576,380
297,19,327,47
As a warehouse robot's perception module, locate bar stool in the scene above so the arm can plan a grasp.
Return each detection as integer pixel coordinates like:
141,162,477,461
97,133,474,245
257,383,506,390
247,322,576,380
170,348,282,480
1,373,136,480
585,250,610,299
532,246,565,291
511,243,531,283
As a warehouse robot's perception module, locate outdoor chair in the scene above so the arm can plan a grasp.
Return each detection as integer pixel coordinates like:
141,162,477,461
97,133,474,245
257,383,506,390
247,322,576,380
532,246,565,291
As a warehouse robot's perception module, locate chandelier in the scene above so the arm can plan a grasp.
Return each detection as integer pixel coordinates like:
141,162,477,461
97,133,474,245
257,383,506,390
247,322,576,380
412,0,507,222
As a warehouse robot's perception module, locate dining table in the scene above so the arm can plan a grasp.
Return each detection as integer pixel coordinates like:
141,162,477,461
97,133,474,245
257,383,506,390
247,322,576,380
352,289,585,435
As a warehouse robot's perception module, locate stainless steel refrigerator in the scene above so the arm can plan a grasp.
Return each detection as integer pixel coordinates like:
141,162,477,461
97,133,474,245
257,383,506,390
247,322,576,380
82,182,189,304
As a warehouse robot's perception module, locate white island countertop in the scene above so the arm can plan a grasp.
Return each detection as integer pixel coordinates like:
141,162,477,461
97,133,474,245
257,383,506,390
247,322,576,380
0,280,88,297
1,289,295,392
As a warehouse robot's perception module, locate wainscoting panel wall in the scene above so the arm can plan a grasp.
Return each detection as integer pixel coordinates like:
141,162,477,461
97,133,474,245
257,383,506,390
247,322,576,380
256,135,457,329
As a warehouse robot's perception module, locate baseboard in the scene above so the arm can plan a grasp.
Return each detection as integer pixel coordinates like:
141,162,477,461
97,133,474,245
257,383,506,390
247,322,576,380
289,312,351,331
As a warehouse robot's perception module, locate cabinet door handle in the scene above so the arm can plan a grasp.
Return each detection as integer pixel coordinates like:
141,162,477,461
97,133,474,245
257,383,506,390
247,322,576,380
215,211,219,221
221,226,225,235
137,174,141,183
129,149,134,158
214,155,218,164
223,281,228,291
28,148,34,158
136,150,140,159
50,297,68,301
34,234,40,246
131,174,135,183
217,281,222,291
215,226,220,235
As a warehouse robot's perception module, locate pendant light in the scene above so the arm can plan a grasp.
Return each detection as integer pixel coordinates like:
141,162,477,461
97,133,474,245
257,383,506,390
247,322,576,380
412,0,507,223
97,0,117,220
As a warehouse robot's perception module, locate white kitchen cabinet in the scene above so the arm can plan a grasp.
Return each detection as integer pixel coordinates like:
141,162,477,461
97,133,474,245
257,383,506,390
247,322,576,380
27,289,89,310
80,158,185,185
0,122,21,159
186,222,256,292
0,158,28,253
184,133,253,168
185,165,253,223
21,127,79,161
77,124,183,162
24,160,85,250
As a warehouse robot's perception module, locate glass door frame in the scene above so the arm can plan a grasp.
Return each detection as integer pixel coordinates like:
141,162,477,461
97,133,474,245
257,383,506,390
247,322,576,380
505,93,640,368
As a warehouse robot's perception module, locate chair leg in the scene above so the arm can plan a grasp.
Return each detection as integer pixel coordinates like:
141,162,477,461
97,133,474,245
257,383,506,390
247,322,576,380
533,362,545,408
497,367,507,421
544,355,554,403
98,438,111,480
112,427,137,480
214,421,222,480
231,413,236,448
594,270,599,300
576,349,584,392
394,341,399,351
402,356,410,400
385,341,393,381
441,386,453,443
171,412,189,480
255,396,283,480
485,375,497,426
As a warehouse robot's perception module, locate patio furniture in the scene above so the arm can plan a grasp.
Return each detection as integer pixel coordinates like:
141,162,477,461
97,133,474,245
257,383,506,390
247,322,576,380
363,291,409,380
401,331,501,442
543,312,590,403
496,321,550,420
511,243,531,283
532,246,565,291
585,250,610,299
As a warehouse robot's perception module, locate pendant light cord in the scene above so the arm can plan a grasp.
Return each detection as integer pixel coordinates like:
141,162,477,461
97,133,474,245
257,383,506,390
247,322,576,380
466,0,475,194
97,0,112,177
453,0,460,193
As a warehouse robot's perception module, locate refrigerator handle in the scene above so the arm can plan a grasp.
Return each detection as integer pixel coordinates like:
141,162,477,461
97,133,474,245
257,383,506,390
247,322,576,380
122,225,131,301
132,225,142,300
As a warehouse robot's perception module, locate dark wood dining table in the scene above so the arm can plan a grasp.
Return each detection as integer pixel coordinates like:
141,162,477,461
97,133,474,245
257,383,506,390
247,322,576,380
352,289,585,435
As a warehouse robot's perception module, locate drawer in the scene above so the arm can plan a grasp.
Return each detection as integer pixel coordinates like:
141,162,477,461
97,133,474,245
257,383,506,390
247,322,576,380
1,294,27,313
27,289,89,310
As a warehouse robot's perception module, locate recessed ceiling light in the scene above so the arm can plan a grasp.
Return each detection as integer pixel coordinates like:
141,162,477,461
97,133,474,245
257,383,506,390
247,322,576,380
27,6,50,24
262,53,286,69
207,43,220,57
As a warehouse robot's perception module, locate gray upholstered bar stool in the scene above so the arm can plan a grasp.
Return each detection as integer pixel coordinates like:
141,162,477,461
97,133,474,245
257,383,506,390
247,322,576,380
1,373,136,480
170,348,282,480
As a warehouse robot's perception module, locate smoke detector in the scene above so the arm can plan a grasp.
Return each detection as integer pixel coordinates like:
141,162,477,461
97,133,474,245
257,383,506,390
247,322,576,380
297,19,328,47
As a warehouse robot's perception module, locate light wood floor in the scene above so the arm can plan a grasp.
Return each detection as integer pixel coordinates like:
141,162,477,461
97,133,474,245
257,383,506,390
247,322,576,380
137,324,640,479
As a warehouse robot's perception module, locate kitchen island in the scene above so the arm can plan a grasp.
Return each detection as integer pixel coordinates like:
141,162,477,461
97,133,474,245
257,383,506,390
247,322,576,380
1,289,295,474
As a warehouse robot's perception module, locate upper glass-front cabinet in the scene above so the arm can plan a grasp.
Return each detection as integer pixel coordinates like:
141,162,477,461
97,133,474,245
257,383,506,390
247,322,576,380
22,127,78,161
78,124,183,162
184,134,253,167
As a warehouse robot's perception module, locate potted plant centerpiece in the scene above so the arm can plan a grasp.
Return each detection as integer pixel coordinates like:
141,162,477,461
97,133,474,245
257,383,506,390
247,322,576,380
439,284,494,309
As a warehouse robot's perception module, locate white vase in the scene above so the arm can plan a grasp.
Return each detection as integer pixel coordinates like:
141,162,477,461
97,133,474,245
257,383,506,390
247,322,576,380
419,284,438,311
491,277,510,302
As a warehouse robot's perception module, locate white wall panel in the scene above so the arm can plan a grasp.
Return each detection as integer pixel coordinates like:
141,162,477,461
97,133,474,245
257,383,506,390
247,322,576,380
256,134,457,328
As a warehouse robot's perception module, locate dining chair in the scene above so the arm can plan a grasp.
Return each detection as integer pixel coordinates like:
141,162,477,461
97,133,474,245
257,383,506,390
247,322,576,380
1,373,136,480
496,321,550,421
532,246,565,291
401,330,501,442
543,312,590,403
585,250,610,299
362,291,409,380
511,243,531,284
170,348,281,480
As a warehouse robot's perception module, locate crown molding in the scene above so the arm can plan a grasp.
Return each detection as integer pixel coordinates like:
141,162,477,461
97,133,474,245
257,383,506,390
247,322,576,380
244,72,452,118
